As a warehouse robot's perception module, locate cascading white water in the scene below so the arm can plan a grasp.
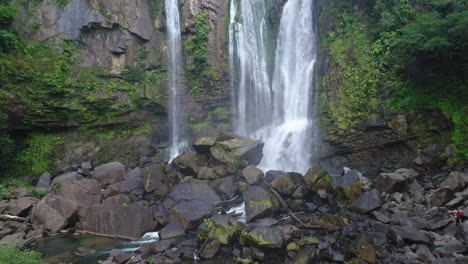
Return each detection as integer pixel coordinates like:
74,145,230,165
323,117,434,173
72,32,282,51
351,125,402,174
229,0,274,136
230,0,319,174
165,0,188,161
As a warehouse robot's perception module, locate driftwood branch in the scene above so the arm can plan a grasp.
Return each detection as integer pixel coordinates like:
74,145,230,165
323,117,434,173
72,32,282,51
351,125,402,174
214,195,241,206
263,181,321,229
0,214,27,222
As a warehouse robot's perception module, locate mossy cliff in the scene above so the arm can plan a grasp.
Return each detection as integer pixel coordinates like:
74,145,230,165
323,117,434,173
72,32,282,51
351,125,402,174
316,0,467,175
0,0,233,178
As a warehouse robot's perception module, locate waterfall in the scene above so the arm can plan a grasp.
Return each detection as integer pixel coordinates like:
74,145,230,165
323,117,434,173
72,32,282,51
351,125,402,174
165,0,188,161
230,0,319,174
229,0,274,136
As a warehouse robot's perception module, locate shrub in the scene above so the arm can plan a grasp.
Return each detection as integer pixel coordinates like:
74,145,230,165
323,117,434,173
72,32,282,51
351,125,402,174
0,244,46,264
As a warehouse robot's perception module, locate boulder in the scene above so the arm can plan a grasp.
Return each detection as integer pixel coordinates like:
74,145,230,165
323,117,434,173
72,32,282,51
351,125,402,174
32,179,101,234
170,199,215,229
304,163,329,190
7,197,39,216
374,173,408,193
171,152,206,176
334,169,362,201
290,245,315,264
204,215,240,245
212,176,238,199
243,186,279,222
349,189,382,214
242,165,264,185
440,172,466,191
77,205,155,240
214,133,264,165
416,244,435,263
430,187,455,207
141,165,169,198
193,137,216,155
241,227,284,248
81,161,93,176
197,166,222,180
348,234,376,264
390,226,432,244
142,239,176,253
159,219,185,240
264,170,285,183
424,207,451,230
270,172,303,196
163,182,220,209
394,168,419,179
371,211,390,224
200,238,220,259
75,247,96,256
51,171,83,186
435,239,466,255
36,172,51,191
109,249,133,264
0,232,25,247
92,162,127,186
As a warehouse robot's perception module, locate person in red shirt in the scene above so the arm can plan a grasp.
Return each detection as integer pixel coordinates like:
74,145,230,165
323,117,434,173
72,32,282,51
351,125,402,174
448,209,463,226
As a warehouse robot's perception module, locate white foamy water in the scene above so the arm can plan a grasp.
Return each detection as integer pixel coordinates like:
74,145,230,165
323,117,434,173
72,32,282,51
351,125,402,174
165,0,188,161
230,0,319,174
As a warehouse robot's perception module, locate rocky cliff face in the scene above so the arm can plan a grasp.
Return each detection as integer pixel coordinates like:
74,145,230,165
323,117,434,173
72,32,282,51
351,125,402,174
24,0,163,71
6,0,232,172
315,0,458,176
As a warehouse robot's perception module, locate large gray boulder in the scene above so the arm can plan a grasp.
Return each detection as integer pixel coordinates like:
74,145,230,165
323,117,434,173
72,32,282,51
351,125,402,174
36,172,51,191
163,182,220,209
193,137,217,155
430,187,455,207
77,205,155,240
159,219,185,240
334,169,362,201
440,172,467,191
212,176,238,200
240,226,284,248
141,165,169,198
7,197,39,216
374,173,407,194
92,162,127,186
349,189,382,214
171,152,207,176
243,186,279,222
213,133,264,165
170,199,215,229
31,179,101,234
270,172,304,196
51,171,83,186
242,165,264,185
390,226,432,244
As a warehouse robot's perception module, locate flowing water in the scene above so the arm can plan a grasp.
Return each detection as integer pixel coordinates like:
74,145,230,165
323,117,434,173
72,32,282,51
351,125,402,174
230,0,319,174
165,0,188,161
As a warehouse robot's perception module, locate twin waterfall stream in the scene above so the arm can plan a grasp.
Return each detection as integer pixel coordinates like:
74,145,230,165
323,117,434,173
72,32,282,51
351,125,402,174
165,0,188,161
168,0,319,173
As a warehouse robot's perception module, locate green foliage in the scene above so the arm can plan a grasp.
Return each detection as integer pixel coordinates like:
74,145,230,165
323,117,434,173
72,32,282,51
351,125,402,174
185,13,211,98
344,258,360,264
0,111,14,170
0,244,46,264
147,0,160,16
123,67,145,83
28,187,46,198
56,0,70,8
16,134,62,176
321,0,468,157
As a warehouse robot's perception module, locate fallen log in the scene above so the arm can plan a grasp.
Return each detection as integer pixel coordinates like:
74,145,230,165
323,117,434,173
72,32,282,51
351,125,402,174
263,181,321,229
0,214,27,222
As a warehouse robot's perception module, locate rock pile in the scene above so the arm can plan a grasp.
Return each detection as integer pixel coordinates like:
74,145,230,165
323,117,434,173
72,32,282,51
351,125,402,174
1,133,467,264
